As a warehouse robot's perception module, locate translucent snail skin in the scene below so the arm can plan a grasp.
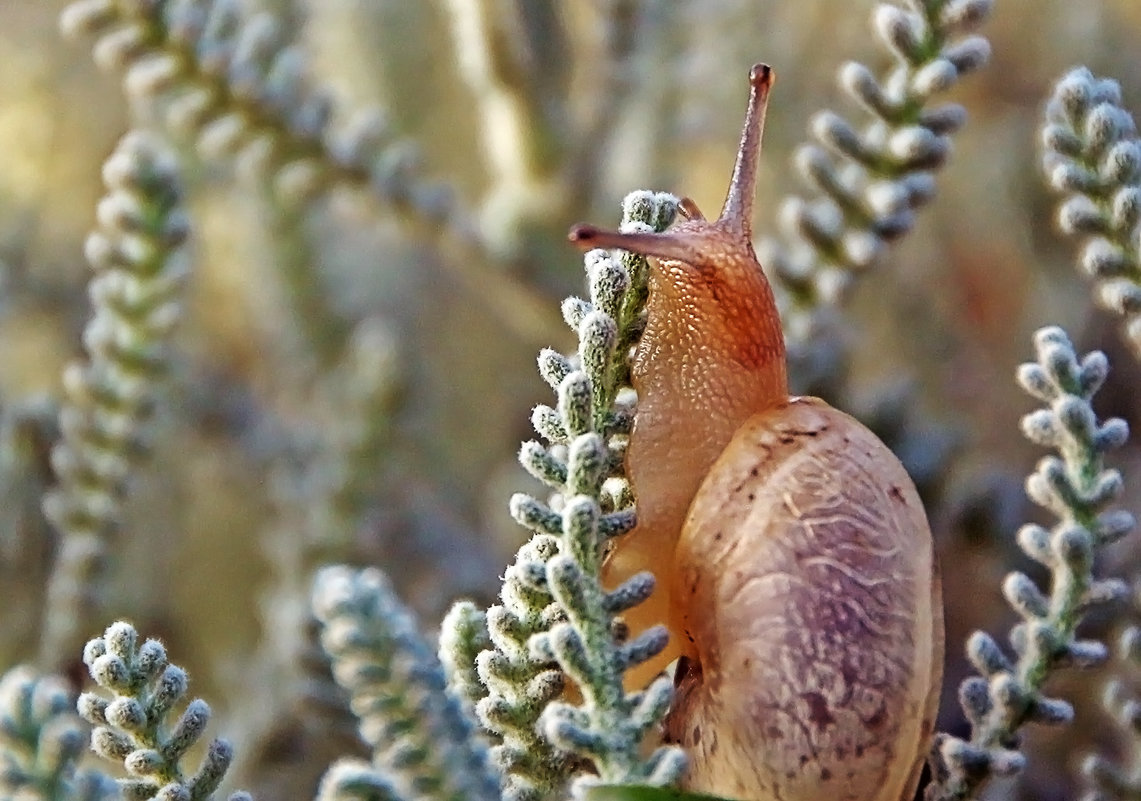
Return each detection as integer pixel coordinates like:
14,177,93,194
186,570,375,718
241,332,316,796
569,64,943,801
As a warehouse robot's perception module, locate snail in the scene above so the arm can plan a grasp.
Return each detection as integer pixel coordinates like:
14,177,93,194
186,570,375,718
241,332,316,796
568,64,943,801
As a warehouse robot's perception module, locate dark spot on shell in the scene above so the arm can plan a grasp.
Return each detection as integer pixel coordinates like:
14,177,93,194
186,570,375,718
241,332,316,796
802,692,835,730
821,768,832,781
799,755,809,766
691,725,701,745
855,744,865,758
779,434,794,444
746,492,755,501
749,466,759,477
714,531,723,542
841,661,858,687
785,771,795,780
865,702,888,730
766,725,782,739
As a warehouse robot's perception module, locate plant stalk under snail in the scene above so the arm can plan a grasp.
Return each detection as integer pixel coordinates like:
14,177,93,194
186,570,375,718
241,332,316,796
570,64,943,801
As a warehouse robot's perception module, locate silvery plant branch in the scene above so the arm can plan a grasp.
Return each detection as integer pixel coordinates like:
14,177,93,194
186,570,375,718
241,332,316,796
1081,587,1141,801
0,665,118,801
39,132,190,669
926,327,1133,801
437,192,685,801
1042,67,1141,358
60,0,460,219
758,0,992,386
77,622,250,801
442,0,570,257
311,566,500,801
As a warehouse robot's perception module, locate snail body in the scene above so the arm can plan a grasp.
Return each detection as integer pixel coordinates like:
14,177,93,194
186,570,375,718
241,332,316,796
570,64,942,801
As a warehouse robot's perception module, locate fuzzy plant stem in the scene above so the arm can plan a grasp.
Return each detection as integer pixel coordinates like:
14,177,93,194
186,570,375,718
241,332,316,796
227,318,401,782
0,665,119,801
60,0,459,219
311,566,500,801
757,0,992,379
442,0,569,257
926,326,1134,801
77,622,250,801
438,601,492,722
60,0,562,349
442,191,685,801
1042,67,1141,357
38,132,190,670
1081,592,1141,801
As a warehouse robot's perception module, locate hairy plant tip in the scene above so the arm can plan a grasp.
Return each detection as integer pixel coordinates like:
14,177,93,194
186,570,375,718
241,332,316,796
311,565,500,801
439,601,492,723
478,191,684,800
77,621,248,801
38,131,190,670
756,0,993,384
0,665,119,801
1042,67,1141,358
314,758,401,801
61,0,465,225
926,326,1133,801
1078,583,1141,801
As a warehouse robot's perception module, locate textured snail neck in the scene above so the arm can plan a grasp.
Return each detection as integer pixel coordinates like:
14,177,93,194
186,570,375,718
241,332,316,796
568,64,786,680
618,220,786,668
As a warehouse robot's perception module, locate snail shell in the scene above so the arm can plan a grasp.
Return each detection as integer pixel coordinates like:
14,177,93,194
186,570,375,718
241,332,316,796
665,397,942,801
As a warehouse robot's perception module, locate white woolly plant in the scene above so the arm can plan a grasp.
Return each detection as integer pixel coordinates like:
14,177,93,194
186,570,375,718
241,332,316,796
926,327,1134,801
0,665,118,801
39,132,190,670
1042,67,1141,357
311,566,500,801
757,0,992,391
77,622,250,801
438,191,686,801
1081,587,1141,801
61,0,457,216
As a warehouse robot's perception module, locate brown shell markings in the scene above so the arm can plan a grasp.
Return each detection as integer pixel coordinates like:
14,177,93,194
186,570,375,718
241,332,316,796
665,398,942,801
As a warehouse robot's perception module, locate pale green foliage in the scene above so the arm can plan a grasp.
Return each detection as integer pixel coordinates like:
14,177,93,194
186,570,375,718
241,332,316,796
78,622,246,801
435,191,684,801
0,666,118,801
761,0,993,364
1043,67,1141,357
1081,599,1141,801
927,327,1133,801
508,191,686,796
438,601,491,722
38,132,190,668
311,566,499,801
61,0,457,215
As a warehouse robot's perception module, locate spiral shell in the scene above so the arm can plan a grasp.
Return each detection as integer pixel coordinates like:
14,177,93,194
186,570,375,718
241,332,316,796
665,397,942,801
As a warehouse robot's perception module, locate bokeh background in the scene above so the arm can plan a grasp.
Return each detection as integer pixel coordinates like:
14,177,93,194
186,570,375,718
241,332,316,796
2,1,1141,800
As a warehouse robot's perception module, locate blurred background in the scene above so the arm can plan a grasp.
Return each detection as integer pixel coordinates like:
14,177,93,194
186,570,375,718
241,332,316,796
2,1,1141,800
